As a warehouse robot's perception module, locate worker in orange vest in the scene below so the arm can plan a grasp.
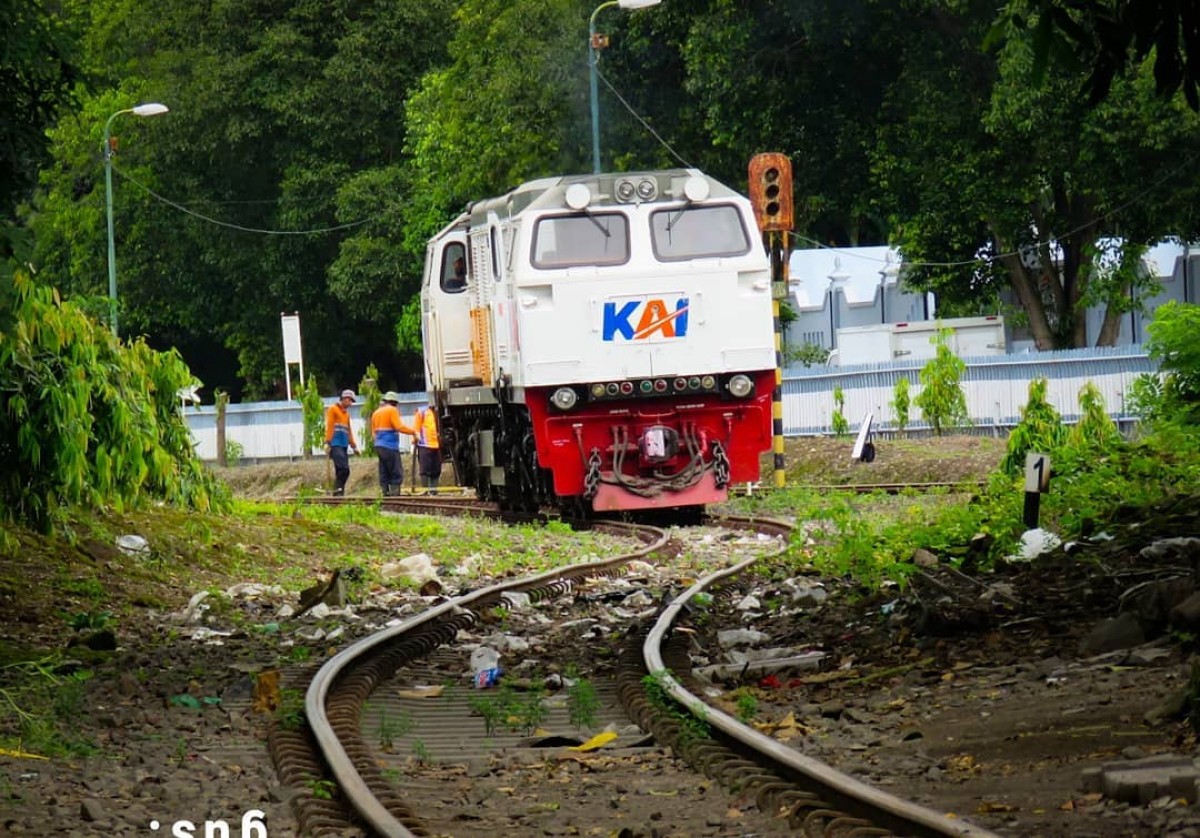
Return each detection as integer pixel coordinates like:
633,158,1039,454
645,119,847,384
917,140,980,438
324,388,359,496
371,392,414,497
412,405,442,494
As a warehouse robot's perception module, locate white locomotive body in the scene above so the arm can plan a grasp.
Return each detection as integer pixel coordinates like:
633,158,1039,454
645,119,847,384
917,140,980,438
421,168,775,514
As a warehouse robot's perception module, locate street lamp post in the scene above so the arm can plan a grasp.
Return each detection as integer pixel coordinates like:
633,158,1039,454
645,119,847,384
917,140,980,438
589,0,661,175
104,102,169,338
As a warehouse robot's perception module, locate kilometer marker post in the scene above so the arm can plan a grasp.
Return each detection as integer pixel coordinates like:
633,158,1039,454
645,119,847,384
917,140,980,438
1023,452,1051,528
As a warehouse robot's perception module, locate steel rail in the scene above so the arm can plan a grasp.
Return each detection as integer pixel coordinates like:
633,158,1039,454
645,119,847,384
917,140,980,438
643,514,1003,838
305,520,668,837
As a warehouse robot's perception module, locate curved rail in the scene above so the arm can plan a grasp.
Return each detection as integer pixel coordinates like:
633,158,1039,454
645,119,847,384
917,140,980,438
642,514,1001,838
304,520,669,837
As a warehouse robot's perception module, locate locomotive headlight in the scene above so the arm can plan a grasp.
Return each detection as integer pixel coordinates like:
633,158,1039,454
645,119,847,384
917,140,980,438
551,387,578,410
727,374,754,398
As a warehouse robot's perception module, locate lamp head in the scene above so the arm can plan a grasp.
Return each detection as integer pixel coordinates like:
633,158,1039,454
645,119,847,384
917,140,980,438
131,103,169,117
618,0,661,8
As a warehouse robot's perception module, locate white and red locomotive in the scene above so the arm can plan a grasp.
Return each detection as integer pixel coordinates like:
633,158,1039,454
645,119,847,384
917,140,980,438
420,168,775,515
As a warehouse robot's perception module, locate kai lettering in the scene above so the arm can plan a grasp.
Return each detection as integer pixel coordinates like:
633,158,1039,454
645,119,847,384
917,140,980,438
602,297,689,341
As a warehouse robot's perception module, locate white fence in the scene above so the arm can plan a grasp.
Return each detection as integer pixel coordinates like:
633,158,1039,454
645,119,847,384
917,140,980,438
186,393,429,462
784,344,1154,435
185,346,1156,462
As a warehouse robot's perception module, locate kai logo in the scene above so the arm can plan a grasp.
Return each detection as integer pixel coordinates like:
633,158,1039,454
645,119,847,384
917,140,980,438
602,296,689,342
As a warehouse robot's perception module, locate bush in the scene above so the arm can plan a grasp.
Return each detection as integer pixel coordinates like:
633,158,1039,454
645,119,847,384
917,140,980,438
914,328,969,435
1141,301,1200,424
891,377,911,435
1001,378,1066,476
0,271,229,531
831,386,849,437
1068,381,1121,452
300,375,324,458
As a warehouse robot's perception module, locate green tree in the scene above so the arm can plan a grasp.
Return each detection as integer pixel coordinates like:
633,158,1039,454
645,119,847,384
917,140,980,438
357,364,382,457
1003,0,1200,109
914,328,969,436
0,0,83,266
27,0,455,398
872,2,1200,349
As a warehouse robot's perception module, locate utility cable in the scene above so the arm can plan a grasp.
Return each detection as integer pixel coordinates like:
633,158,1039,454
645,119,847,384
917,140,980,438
113,164,372,236
596,65,693,170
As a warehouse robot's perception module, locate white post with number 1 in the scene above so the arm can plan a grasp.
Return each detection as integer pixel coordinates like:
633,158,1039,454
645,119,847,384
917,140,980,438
1023,452,1051,527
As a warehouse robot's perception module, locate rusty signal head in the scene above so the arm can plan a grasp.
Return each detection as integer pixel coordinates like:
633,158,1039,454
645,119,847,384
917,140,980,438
748,153,793,233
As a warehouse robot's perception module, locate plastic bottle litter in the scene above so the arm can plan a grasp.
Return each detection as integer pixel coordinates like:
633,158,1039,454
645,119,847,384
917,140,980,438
470,646,502,689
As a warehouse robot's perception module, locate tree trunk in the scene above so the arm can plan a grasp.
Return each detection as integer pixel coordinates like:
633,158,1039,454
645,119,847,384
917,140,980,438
1095,291,1128,347
992,221,1056,349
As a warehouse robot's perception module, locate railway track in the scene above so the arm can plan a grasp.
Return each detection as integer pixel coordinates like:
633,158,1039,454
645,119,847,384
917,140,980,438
270,498,999,837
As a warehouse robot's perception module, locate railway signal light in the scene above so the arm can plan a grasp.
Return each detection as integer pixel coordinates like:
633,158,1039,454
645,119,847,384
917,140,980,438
748,153,794,233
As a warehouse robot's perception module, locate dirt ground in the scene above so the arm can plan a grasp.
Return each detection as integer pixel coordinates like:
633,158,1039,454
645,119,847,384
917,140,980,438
5,433,1199,837
217,433,1007,500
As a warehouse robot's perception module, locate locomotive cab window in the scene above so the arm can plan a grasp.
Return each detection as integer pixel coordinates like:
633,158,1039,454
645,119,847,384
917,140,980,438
650,204,751,262
531,212,630,269
440,242,468,293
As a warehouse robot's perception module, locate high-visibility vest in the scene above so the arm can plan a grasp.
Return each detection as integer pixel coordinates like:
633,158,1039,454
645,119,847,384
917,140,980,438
371,404,412,451
414,408,440,449
325,403,356,448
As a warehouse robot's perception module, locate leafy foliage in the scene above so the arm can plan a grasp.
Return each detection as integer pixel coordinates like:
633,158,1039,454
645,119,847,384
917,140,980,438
0,0,83,247
1068,381,1121,452
300,375,324,459
1001,377,1066,475
914,329,969,436
0,270,229,531
1005,0,1200,110
831,386,849,437
891,376,911,435
785,342,832,367
1142,301,1200,423
357,364,382,457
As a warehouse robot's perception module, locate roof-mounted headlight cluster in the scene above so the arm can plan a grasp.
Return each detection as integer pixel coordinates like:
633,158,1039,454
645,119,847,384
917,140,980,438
615,176,658,203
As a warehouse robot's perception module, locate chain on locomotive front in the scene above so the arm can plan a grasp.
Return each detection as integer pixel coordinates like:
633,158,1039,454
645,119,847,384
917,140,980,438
420,168,775,514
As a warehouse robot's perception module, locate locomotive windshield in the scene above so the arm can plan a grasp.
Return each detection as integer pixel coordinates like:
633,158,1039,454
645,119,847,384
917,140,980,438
650,204,751,261
531,212,629,268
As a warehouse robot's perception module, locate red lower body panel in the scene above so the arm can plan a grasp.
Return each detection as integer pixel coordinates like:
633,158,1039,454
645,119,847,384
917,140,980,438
526,371,774,508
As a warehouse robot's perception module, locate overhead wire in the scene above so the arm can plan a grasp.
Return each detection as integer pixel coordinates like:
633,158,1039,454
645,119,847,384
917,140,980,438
113,164,372,236
596,65,693,170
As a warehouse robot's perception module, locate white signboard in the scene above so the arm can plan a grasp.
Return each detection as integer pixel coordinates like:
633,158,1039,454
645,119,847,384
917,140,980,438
281,313,304,401
281,314,303,364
